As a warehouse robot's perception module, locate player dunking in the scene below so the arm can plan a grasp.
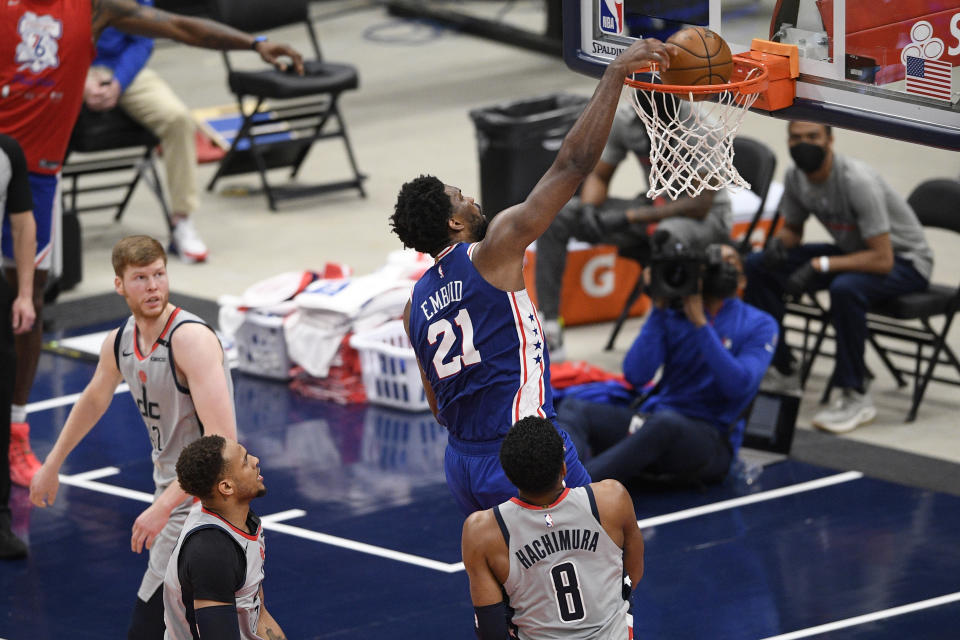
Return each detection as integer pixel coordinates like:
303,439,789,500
0,0,302,490
462,416,645,639
30,236,237,639
390,38,673,515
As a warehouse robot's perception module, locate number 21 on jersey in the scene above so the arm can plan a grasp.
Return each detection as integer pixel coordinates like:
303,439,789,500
428,308,482,378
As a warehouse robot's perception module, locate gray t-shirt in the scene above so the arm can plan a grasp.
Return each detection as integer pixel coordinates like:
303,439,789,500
601,104,732,232
780,153,933,280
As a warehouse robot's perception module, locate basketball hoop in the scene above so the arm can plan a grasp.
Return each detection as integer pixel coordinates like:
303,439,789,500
625,56,769,200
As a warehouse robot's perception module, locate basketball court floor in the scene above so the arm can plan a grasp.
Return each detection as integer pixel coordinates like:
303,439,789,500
3,1,960,637
3,333,960,638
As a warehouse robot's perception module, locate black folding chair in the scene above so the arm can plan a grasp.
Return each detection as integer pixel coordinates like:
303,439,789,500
732,135,778,253
784,178,960,421
61,106,172,228
604,135,777,351
206,0,366,211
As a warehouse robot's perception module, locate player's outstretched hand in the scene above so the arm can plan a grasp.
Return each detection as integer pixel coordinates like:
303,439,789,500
257,41,305,75
611,38,677,76
29,463,60,507
131,503,169,554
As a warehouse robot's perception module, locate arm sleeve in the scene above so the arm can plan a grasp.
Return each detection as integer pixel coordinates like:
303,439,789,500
845,167,891,240
691,312,778,399
474,602,510,640
622,308,667,389
178,529,246,603
194,605,242,640
778,170,808,228
0,134,34,214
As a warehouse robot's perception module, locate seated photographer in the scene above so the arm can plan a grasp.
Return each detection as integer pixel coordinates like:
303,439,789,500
744,121,932,434
559,241,778,486
534,101,733,360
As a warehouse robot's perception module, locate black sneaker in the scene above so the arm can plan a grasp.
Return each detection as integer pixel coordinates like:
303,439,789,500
0,523,27,559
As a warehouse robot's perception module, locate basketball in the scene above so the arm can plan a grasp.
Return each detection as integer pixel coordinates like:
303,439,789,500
660,27,733,88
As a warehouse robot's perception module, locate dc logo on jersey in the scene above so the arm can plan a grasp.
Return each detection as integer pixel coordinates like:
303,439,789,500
599,0,624,36
15,13,63,74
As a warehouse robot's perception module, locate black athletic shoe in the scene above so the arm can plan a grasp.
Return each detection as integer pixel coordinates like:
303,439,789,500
0,524,27,559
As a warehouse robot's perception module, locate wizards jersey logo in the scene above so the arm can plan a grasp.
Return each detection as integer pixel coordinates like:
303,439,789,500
15,12,63,74
599,0,624,36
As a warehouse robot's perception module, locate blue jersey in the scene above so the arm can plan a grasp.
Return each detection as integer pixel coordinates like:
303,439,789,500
409,242,554,441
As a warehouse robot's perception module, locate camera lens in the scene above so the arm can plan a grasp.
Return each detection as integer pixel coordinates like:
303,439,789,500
663,263,688,288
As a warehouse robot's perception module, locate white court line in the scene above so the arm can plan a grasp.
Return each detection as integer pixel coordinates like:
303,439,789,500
59,467,153,504
67,466,125,482
54,467,464,573
636,471,863,529
53,468,862,575
261,519,464,573
260,509,307,524
26,384,130,414
760,591,960,639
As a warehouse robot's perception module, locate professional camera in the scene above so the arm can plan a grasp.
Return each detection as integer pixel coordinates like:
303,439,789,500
648,230,707,299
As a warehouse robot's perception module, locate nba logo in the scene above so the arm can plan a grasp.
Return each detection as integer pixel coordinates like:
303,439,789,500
599,0,623,36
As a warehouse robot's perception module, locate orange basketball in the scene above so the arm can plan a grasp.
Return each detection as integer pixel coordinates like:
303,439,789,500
660,26,733,88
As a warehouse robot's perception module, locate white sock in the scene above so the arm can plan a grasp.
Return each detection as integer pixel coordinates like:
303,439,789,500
11,405,27,424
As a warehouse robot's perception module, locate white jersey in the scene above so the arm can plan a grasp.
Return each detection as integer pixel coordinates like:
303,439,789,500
495,486,629,640
163,506,266,640
114,307,234,490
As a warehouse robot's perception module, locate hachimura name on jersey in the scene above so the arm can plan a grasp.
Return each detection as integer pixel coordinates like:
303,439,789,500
513,527,602,570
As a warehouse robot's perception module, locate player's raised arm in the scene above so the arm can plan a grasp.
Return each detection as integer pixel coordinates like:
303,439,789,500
473,39,672,271
29,330,125,507
92,0,304,74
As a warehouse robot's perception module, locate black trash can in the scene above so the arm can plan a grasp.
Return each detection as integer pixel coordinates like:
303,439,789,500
469,93,589,219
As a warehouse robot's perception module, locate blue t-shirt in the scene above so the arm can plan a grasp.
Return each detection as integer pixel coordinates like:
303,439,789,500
623,298,778,453
93,0,155,91
408,242,554,441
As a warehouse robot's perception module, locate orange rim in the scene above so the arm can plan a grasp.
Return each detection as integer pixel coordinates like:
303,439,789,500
624,55,769,97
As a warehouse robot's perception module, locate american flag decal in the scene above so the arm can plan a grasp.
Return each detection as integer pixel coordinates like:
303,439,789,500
904,56,952,101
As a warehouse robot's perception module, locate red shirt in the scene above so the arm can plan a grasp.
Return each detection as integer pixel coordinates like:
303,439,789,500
0,1,94,174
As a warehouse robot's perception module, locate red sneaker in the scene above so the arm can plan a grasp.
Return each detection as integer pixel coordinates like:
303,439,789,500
9,422,41,487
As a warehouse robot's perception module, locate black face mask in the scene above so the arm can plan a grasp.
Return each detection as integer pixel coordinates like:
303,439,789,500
702,262,740,299
790,142,827,173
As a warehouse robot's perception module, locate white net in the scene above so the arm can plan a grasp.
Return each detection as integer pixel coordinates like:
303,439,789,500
630,73,762,200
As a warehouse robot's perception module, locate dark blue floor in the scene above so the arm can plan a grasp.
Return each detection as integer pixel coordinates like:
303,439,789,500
3,348,960,639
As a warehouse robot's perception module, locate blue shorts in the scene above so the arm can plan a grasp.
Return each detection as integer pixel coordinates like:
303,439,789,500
444,426,591,516
2,172,59,269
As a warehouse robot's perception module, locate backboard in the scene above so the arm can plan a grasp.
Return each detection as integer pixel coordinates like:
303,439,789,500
564,0,960,150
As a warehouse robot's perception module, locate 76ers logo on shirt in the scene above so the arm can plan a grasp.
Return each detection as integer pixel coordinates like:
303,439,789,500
599,0,623,36
15,12,63,73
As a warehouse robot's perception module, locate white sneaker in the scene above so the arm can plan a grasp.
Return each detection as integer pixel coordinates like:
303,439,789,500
759,367,801,395
543,318,566,363
170,218,209,263
812,389,876,434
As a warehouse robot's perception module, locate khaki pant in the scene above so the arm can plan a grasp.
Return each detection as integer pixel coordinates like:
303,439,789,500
119,68,198,215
